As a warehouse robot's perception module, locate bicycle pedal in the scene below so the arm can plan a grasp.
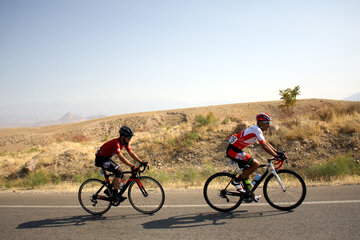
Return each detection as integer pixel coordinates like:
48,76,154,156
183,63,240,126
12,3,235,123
254,195,262,202
112,199,120,206
111,195,127,207
117,196,127,202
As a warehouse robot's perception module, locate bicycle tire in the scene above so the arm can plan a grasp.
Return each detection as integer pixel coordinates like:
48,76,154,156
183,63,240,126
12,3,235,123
78,178,112,215
263,169,306,211
128,176,165,214
203,172,243,212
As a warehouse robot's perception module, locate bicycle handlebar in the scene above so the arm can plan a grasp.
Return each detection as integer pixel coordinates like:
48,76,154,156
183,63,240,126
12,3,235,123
137,163,149,173
268,157,288,170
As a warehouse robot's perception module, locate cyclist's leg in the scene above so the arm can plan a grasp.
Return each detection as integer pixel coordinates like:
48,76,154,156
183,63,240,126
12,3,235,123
102,159,123,192
241,158,260,179
103,161,127,203
226,145,259,181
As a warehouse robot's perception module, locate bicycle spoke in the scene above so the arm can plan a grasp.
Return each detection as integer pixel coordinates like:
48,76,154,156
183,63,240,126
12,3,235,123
78,179,112,215
203,172,243,212
128,177,165,214
263,170,306,211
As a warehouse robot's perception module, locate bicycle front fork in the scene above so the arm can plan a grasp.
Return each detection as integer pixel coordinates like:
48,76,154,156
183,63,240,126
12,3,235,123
269,164,286,192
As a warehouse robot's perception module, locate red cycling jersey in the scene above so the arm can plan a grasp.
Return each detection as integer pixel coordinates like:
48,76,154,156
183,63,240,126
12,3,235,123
96,138,131,158
228,125,265,150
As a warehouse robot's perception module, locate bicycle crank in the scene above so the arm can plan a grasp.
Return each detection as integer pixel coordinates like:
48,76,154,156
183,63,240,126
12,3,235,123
243,191,255,203
112,201,120,206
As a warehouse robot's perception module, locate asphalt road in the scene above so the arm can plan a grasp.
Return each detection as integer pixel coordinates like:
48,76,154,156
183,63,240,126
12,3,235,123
0,185,359,240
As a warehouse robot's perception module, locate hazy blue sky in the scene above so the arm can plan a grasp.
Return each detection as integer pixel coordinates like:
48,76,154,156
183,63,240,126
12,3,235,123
1,0,359,118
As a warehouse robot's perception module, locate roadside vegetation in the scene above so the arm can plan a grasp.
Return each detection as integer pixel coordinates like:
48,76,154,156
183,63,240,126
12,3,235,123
1,153,358,190
166,111,218,149
302,154,360,182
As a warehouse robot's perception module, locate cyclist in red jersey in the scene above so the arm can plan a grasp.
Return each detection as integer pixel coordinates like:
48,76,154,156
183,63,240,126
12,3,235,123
95,126,147,202
227,113,286,192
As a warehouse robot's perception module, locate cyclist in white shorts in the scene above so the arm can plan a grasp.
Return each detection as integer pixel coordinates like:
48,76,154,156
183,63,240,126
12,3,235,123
226,113,286,192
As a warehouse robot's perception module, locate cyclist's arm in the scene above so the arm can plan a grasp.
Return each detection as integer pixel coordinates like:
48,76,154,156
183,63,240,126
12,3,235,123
116,152,134,168
259,140,277,157
127,149,142,164
267,141,277,153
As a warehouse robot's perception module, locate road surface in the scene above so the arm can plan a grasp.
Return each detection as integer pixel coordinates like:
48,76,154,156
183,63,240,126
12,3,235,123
0,185,359,240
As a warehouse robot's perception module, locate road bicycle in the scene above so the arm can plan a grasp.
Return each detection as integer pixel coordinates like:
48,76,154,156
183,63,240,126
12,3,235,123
78,164,165,215
203,156,306,212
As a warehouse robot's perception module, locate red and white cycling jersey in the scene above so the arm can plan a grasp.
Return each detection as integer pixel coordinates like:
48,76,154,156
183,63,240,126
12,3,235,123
228,125,265,150
96,138,131,158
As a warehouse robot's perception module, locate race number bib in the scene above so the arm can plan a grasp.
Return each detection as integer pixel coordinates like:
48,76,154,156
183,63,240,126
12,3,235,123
228,135,238,144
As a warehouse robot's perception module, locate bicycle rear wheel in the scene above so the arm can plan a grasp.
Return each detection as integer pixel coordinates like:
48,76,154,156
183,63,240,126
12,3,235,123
203,172,243,212
78,179,112,215
263,169,306,211
128,176,165,214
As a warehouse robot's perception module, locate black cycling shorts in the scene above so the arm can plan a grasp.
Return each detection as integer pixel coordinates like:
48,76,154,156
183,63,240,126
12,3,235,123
95,156,123,178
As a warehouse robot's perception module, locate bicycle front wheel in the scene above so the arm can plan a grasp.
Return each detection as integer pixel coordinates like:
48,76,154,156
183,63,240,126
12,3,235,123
78,179,112,215
128,176,165,214
263,169,306,211
203,172,243,212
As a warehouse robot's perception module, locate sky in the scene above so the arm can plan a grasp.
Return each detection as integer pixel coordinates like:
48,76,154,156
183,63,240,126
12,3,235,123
0,0,360,122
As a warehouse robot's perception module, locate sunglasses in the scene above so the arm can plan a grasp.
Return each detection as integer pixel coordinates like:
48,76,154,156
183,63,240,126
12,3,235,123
264,121,270,125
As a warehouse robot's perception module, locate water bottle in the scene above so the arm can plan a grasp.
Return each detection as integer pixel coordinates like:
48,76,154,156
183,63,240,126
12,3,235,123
99,169,104,176
118,179,126,190
251,174,261,186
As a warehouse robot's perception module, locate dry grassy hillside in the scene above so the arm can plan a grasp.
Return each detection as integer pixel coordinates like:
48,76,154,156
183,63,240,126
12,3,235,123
0,99,332,151
0,99,359,189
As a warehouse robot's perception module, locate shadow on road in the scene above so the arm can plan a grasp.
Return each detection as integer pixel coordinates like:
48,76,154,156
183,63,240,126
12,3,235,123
17,215,105,229
142,210,292,229
16,213,146,229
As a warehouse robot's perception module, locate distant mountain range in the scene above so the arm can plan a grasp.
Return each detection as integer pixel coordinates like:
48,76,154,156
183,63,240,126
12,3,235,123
31,113,106,127
0,99,190,128
0,112,106,128
343,92,360,101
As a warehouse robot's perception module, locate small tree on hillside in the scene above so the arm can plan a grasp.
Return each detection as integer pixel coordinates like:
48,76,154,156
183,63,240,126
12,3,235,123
279,85,301,107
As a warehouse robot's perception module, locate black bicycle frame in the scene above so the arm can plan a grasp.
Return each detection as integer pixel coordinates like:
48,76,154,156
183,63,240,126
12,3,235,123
232,158,279,194
249,163,270,192
105,170,145,197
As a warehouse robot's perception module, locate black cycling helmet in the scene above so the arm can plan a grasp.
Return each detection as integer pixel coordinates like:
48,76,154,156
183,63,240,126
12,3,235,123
119,126,134,139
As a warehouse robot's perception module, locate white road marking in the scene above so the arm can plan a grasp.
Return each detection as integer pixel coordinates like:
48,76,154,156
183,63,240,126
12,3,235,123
0,200,359,208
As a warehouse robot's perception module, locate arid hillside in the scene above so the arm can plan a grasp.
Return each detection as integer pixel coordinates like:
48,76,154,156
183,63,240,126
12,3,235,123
0,99,359,187
0,99,339,151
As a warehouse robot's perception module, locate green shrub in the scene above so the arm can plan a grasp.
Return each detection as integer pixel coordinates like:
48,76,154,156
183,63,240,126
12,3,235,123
183,131,200,147
22,169,51,188
195,112,217,127
222,117,230,124
104,133,109,141
279,85,300,107
304,155,360,181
